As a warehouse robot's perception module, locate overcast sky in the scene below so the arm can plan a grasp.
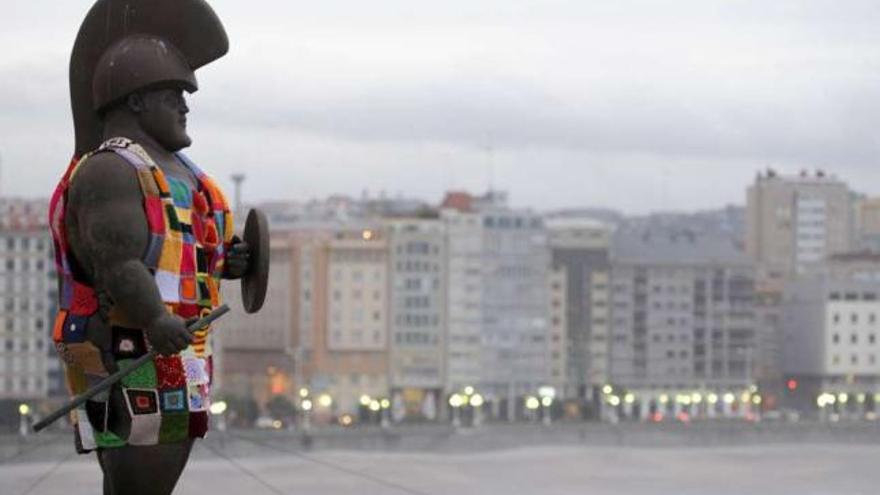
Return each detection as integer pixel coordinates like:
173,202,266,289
2,0,879,213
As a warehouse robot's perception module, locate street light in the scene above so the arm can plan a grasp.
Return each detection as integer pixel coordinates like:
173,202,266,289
318,394,333,408
449,394,464,427
209,400,228,431
18,403,30,437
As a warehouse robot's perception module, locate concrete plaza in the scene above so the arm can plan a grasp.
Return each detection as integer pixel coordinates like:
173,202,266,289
2,431,879,495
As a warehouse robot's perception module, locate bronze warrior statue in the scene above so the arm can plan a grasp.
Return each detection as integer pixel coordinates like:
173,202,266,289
46,1,267,493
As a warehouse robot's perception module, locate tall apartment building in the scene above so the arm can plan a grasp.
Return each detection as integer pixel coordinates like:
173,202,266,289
386,217,447,420
293,225,390,416
781,278,880,414
441,200,483,398
0,198,57,402
546,217,613,409
442,191,552,418
609,228,758,412
746,170,853,281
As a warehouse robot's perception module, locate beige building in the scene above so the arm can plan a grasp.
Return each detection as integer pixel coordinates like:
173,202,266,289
294,226,390,417
746,170,853,281
547,267,567,393
854,196,880,252
546,217,613,410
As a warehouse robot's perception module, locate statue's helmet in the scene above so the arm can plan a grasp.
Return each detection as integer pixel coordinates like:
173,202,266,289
92,35,198,112
70,0,228,156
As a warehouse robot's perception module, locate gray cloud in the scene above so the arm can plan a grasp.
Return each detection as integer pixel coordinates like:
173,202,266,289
1,0,879,213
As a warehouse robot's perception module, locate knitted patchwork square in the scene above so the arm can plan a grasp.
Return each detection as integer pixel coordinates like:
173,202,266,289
155,270,181,303
180,276,198,303
161,389,187,413
127,413,162,446
138,169,162,197
119,359,158,389
62,342,107,376
168,179,193,208
158,234,184,273
112,327,148,359
94,430,126,448
64,363,88,395
183,357,209,386
175,206,193,226
144,197,166,234
180,245,196,276
125,389,159,416
187,384,209,412
165,204,182,232
189,411,209,438
154,355,186,389
61,313,89,344
143,233,165,269
159,413,189,443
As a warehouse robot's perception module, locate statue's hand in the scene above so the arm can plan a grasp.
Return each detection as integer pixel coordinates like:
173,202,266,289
223,235,250,280
145,313,193,356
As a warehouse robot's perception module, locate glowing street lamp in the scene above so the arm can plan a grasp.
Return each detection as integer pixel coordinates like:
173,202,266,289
449,394,464,427
18,403,30,437
318,394,333,408
525,396,540,411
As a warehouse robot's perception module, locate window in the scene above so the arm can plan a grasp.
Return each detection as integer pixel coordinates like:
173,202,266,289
852,334,859,345
832,333,840,344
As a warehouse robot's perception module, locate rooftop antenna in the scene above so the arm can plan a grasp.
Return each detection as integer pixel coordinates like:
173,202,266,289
231,173,246,215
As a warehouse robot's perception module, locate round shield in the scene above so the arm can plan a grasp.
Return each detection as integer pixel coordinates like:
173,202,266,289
242,209,270,314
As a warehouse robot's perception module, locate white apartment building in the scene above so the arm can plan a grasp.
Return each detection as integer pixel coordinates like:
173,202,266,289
0,198,56,401
782,278,880,414
386,217,447,420
442,192,552,419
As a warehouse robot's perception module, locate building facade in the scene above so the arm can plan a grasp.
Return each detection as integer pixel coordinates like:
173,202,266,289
0,199,57,404
746,170,853,280
546,217,613,412
442,192,553,419
781,278,880,416
386,217,447,421
295,225,390,418
609,228,759,419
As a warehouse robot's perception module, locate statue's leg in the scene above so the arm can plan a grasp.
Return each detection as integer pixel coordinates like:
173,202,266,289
96,439,195,495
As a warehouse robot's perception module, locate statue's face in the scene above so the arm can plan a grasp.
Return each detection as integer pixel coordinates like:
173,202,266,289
137,88,191,151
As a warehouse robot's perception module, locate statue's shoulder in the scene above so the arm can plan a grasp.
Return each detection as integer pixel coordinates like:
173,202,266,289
68,139,146,203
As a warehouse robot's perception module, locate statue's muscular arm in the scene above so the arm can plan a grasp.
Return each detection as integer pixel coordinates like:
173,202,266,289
67,153,192,355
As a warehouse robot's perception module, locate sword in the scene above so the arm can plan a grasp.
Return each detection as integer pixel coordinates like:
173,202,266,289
33,304,231,433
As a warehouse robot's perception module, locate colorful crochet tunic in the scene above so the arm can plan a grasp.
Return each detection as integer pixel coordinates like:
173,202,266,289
48,137,233,452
